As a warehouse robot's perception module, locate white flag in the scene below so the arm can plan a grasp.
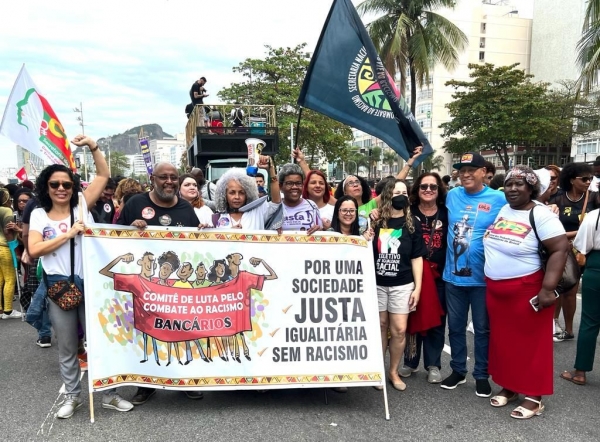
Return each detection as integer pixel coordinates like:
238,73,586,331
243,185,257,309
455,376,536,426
0,65,76,169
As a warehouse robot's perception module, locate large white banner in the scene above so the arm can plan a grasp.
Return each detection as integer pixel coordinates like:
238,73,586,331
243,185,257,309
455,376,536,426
82,226,385,393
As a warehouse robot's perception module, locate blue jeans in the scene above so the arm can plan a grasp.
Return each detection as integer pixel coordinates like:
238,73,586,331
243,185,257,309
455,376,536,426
26,278,53,338
445,283,489,380
404,280,446,369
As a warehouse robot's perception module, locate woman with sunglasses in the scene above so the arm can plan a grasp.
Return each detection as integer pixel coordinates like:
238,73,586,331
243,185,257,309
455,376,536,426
28,135,133,419
548,163,600,342
398,173,448,384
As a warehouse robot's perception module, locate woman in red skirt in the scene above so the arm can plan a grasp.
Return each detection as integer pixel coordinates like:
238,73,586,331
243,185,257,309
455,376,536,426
483,166,569,419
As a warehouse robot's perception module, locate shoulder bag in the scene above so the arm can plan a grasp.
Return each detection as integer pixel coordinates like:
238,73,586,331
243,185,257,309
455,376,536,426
574,191,590,267
43,207,83,310
529,206,580,294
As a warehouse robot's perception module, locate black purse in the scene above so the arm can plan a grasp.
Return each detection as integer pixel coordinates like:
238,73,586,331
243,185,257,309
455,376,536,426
529,206,580,294
43,208,83,310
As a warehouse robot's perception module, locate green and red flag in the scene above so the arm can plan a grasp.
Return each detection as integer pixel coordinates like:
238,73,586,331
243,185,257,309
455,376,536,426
298,0,433,164
0,65,76,170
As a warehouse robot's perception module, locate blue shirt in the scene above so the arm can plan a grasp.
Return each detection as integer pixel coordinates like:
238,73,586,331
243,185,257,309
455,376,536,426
443,186,506,286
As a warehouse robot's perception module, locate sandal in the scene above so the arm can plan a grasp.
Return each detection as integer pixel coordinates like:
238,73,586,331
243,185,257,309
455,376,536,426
511,397,544,419
490,391,519,407
560,370,586,386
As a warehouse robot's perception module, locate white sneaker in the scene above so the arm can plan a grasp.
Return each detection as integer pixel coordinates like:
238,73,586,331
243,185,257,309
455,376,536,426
2,310,22,319
56,395,83,419
101,393,134,412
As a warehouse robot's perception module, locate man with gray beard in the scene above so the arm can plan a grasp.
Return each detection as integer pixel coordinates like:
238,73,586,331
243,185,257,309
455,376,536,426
116,162,202,404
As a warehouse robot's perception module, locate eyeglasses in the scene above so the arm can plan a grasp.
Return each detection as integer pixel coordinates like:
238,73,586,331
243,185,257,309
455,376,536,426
576,176,593,183
283,181,303,188
153,174,179,182
17,199,29,203
550,176,558,181
48,181,74,190
345,180,360,187
419,184,439,191
339,208,356,215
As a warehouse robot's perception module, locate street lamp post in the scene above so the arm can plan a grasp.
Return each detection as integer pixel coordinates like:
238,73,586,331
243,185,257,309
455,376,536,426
73,102,87,179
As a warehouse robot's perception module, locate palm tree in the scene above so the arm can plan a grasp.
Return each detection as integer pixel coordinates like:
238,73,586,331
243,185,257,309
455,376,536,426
576,0,600,94
421,153,445,173
383,149,399,175
357,0,468,114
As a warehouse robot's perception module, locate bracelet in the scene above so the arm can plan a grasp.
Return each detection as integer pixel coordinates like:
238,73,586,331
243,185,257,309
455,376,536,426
89,144,99,152
270,176,278,183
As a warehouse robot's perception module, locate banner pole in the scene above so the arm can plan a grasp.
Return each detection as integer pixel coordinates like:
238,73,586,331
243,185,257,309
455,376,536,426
382,383,391,420
89,391,95,423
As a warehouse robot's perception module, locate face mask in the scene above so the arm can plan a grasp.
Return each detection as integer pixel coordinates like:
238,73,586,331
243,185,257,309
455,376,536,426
391,195,408,210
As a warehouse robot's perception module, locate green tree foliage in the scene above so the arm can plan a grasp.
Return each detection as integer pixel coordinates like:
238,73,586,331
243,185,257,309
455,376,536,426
576,0,600,94
440,63,556,170
383,149,399,175
218,44,353,166
358,0,467,114
421,153,445,173
107,151,130,177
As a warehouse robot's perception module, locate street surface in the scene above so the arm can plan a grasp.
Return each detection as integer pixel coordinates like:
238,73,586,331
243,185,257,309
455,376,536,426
2,295,599,442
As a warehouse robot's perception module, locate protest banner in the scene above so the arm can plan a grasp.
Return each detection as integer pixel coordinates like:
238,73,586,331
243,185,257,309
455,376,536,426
82,226,389,418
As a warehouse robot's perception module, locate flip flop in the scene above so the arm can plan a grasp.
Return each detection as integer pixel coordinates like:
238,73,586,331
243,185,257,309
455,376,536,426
560,370,586,385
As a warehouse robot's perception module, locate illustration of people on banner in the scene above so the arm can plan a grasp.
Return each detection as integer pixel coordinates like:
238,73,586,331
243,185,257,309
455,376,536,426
99,250,277,365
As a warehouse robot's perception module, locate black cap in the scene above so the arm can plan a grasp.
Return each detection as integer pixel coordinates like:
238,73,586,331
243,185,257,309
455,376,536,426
453,152,486,170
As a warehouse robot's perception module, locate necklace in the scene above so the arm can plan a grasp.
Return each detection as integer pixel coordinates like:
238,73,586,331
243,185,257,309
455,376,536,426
566,191,584,203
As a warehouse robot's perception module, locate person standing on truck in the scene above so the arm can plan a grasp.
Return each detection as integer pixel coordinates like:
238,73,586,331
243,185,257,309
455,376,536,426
189,77,208,126
231,102,244,130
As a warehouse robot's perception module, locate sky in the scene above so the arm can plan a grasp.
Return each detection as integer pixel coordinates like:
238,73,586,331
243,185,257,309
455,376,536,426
0,0,534,170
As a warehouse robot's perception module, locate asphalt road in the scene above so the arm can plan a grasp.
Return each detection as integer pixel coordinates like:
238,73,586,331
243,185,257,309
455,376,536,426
2,295,599,442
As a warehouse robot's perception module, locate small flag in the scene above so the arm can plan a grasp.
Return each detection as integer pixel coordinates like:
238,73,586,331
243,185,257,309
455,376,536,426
298,0,433,164
0,65,76,170
15,167,28,181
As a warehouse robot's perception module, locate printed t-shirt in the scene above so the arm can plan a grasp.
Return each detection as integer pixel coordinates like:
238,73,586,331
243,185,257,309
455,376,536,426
358,199,378,218
412,205,448,275
443,186,506,286
548,191,600,233
282,199,322,231
116,192,200,228
93,198,115,224
373,215,427,287
29,193,92,278
484,204,565,280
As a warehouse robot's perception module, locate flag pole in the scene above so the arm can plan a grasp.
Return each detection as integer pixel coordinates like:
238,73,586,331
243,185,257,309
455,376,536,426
294,107,304,152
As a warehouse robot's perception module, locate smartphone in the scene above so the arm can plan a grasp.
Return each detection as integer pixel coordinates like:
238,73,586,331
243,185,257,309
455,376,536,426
530,291,560,312
13,214,17,223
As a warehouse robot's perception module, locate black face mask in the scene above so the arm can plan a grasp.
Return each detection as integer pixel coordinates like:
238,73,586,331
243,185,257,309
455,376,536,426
391,195,408,210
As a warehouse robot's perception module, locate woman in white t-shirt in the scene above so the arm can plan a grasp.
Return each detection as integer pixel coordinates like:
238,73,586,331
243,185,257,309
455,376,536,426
279,163,322,233
301,170,335,230
28,135,133,419
213,156,281,230
483,166,569,420
178,174,214,226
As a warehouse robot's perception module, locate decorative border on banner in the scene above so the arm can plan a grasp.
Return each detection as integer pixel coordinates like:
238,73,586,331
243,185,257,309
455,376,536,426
84,228,368,246
92,372,382,388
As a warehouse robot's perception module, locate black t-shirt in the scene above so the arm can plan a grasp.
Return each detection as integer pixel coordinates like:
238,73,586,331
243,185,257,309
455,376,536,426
93,199,115,224
116,192,200,227
373,215,427,287
189,82,205,105
549,190,600,233
411,205,448,275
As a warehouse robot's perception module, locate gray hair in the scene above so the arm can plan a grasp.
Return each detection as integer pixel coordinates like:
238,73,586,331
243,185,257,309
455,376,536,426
214,168,259,213
278,163,304,186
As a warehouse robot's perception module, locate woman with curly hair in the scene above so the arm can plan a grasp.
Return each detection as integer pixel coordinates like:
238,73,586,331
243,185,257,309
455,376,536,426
213,155,280,230
178,173,214,225
549,162,600,341
28,135,133,419
372,179,426,391
112,178,142,223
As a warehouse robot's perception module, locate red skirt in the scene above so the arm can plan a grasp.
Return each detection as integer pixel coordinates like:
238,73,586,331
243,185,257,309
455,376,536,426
486,270,554,396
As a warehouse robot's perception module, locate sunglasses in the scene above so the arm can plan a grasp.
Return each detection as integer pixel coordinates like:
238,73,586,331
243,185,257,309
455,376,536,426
419,184,439,191
48,181,74,190
576,176,593,183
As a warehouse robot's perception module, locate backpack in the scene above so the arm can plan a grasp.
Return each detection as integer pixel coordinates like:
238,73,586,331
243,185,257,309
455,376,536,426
185,103,194,115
